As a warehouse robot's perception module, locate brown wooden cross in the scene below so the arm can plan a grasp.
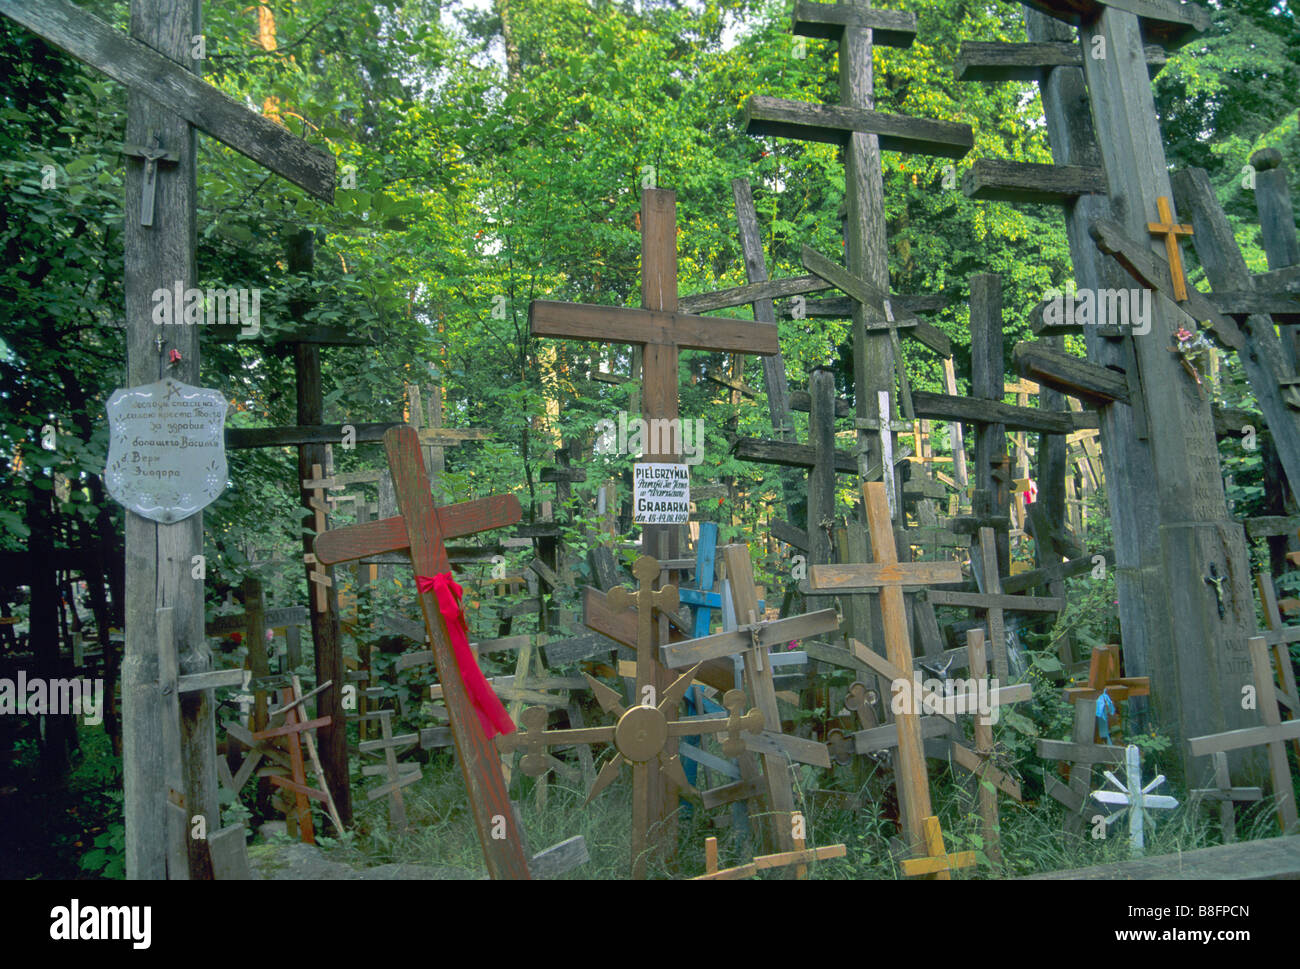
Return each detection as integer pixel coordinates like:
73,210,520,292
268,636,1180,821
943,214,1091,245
1147,195,1195,302
693,830,847,880
809,481,962,854
530,188,779,564
1063,644,1150,744
498,675,764,879
1038,699,1130,836
1189,636,1300,834
312,425,532,879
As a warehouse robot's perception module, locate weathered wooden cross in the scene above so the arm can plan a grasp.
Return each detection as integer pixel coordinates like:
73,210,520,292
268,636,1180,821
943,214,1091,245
499,671,765,878
313,425,533,879
1188,750,1261,844
0,0,337,878
1188,636,1300,834
956,0,1264,786
808,481,962,854
530,187,779,559
1037,699,1127,836
744,1,971,507
662,543,836,858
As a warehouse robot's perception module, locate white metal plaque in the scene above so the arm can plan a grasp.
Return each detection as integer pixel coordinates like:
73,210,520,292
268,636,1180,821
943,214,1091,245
104,378,228,523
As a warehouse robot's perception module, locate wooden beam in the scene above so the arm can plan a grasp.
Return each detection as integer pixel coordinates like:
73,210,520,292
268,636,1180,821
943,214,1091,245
1017,0,1211,47
911,391,1092,433
744,95,973,159
954,40,1165,81
679,274,831,314
0,0,335,201
1013,341,1130,406
529,300,778,354
963,159,1106,204
791,1,916,47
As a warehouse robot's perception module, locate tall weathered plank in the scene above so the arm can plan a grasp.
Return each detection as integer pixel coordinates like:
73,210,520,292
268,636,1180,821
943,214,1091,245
121,0,211,881
1075,4,1257,778
1024,5,1161,721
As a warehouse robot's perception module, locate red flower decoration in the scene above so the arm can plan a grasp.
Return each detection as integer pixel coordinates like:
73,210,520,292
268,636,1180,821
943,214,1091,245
168,349,182,364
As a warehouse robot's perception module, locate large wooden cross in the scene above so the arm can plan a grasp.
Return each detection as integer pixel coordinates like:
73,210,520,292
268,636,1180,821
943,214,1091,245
0,0,336,879
808,481,962,854
744,1,971,510
313,426,532,879
530,187,779,561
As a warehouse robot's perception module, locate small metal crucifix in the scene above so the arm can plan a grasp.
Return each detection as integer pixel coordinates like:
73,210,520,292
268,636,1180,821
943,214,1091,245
123,139,179,227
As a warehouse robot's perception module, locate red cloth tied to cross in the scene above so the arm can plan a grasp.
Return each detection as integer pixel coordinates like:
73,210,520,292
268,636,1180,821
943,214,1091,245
415,573,515,739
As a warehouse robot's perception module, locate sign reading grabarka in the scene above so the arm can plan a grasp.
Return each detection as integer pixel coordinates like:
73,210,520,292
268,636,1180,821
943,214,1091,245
633,463,689,524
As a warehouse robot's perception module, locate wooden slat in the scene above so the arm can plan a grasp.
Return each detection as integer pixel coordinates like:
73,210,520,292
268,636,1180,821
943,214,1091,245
529,300,778,354
954,40,1165,82
925,589,1064,612
963,159,1105,204
314,495,522,565
679,274,832,314
732,437,857,473
1036,738,1128,764
1013,341,1130,406
791,0,916,46
0,0,335,201
912,391,1091,433
744,95,973,159
809,561,963,590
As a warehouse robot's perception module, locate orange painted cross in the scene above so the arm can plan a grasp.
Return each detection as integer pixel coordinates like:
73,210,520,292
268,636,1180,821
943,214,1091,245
1147,196,1195,302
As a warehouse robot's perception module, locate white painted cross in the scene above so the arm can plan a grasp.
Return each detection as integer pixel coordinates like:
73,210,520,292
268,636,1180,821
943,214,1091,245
1090,743,1178,854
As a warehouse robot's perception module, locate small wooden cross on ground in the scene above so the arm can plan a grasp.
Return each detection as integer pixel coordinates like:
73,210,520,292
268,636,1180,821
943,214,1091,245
358,708,420,833
662,544,837,859
1254,572,1300,764
1147,195,1195,302
899,815,977,880
1037,698,1128,837
1090,743,1179,855
809,481,962,855
1189,635,1300,834
1188,750,1262,844
221,677,342,844
693,828,847,880
313,425,532,879
1064,644,1150,745
952,628,1029,867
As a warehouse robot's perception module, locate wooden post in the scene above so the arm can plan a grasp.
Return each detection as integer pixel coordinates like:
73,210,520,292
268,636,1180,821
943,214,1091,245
119,0,207,881
970,274,1010,578
808,368,838,568
288,230,351,826
1073,2,1259,778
